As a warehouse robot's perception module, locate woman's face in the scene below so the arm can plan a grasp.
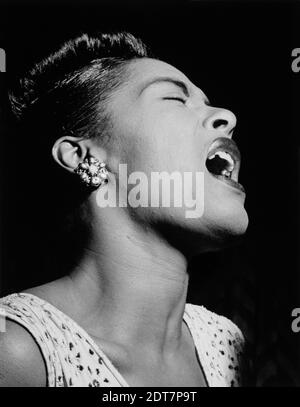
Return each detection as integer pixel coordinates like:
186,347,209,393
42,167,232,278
100,58,248,253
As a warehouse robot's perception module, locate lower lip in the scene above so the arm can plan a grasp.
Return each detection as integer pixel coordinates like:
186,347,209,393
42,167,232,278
209,173,246,194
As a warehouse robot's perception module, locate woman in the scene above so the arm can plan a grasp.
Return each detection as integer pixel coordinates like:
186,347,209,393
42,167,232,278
0,31,248,387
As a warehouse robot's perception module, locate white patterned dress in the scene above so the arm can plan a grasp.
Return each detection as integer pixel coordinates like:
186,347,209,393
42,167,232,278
0,293,245,387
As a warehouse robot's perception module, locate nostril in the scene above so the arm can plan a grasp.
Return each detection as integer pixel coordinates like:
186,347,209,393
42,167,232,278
212,119,229,129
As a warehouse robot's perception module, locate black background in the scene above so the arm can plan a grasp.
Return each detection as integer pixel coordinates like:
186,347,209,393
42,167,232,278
0,0,299,386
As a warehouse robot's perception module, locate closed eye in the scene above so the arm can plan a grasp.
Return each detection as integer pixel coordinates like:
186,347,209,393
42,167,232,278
163,96,186,104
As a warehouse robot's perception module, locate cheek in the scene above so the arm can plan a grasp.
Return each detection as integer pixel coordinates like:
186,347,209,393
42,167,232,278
112,103,207,177
138,110,206,173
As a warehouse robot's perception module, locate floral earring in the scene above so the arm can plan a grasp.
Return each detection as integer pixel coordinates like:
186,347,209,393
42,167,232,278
74,157,108,188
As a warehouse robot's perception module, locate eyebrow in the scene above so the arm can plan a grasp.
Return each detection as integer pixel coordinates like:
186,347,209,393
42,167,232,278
139,76,190,97
139,76,211,105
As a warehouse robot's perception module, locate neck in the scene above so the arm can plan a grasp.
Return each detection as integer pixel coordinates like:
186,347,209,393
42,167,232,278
65,207,189,358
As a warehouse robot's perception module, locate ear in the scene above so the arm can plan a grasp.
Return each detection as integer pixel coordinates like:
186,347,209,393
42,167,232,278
52,136,89,174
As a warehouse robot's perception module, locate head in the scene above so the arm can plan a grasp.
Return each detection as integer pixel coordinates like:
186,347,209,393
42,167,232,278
9,31,248,261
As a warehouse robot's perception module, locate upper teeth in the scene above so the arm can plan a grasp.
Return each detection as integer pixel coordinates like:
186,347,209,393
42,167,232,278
208,150,235,173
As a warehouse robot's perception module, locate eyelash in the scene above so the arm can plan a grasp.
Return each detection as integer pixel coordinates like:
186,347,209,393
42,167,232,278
163,97,187,104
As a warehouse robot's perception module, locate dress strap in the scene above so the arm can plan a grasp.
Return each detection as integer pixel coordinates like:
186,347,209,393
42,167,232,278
0,293,64,386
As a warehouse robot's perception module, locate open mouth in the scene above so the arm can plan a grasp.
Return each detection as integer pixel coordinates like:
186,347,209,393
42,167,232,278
205,137,245,193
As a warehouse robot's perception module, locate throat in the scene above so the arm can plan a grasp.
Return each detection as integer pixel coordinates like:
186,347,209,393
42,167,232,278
89,316,208,388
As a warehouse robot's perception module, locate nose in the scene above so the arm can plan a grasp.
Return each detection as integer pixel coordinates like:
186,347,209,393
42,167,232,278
203,107,237,136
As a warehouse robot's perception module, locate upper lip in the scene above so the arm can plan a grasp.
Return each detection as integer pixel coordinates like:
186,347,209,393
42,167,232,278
206,137,241,182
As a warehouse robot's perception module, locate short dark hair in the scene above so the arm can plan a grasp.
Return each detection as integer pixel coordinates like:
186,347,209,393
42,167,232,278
5,32,152,281
10,31,151,141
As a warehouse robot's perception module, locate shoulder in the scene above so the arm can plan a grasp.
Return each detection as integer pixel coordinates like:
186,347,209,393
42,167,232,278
187,302,245,348
186,303,246,386
0,319,47,386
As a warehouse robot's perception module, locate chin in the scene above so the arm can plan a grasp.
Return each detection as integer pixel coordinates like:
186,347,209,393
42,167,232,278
204,204,249,249
183,199,248,254
150,199,249,256
221,205,248,235
159,210,248,259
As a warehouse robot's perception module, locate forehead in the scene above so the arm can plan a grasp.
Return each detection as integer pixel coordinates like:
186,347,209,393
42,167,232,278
129,58,187,80
125,58,207,99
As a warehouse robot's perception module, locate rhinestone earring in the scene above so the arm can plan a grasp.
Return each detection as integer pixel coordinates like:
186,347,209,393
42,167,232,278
74,157,108,188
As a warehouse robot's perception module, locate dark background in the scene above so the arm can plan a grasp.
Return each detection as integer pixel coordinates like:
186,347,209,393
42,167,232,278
0,0,299,386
